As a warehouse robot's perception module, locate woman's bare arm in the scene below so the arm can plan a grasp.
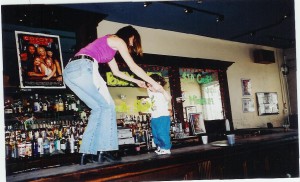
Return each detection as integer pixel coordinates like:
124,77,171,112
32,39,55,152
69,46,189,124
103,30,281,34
108,58,146,88
108,36,163,92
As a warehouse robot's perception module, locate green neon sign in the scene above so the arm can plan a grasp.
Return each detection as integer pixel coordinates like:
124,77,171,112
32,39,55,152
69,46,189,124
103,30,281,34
181,72,213,84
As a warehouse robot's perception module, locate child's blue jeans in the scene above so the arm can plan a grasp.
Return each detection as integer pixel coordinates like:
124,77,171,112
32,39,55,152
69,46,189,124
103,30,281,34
151,116,172,150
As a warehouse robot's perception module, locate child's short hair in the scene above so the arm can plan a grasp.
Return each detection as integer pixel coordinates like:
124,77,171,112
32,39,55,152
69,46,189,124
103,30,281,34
150,74,167,87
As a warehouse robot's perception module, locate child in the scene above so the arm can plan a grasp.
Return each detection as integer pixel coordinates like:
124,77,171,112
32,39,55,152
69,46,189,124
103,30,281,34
147,74,172,155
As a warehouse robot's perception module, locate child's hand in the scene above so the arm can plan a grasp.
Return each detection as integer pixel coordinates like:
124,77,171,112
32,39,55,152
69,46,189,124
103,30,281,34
147,85,155,92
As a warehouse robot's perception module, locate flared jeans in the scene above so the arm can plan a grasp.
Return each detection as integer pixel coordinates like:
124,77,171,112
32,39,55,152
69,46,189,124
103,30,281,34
63,58,118,154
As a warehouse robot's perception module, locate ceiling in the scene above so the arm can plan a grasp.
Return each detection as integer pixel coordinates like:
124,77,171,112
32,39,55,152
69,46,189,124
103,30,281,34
61,0,296,49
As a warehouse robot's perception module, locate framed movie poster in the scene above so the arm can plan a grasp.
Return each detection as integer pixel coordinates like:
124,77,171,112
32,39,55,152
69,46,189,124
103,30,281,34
189,113,206,135
15,31,65,88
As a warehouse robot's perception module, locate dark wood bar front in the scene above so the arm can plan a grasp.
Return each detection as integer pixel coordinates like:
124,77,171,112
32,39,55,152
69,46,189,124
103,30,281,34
7,129,299,181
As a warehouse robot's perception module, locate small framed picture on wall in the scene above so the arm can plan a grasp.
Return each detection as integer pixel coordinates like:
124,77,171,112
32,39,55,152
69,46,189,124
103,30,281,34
189,113,206,135
242,98,255,112
256,92,279,116
241,78,252,96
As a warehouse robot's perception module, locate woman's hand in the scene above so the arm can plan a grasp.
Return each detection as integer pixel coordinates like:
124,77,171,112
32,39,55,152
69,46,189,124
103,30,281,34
42,76,50,80
56,75,63,82
136,80,147,88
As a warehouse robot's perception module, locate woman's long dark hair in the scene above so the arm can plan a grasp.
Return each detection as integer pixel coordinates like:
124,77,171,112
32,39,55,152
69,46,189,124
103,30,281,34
116,25,143,57
150,74,167,87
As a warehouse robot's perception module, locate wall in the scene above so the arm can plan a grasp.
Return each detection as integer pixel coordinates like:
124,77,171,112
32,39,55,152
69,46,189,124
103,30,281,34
97,20,287,129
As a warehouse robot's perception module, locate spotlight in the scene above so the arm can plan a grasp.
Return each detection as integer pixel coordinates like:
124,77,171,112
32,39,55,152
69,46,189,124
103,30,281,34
184,8,193,14
216,15,224,22
143,2,152,7
281,63,289,75
250,32,256,36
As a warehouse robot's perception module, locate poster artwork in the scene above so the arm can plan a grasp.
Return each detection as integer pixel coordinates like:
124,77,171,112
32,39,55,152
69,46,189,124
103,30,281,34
15,31,65,88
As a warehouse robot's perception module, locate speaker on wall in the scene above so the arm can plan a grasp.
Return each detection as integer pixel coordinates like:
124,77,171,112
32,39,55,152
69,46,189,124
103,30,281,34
253,49,275,64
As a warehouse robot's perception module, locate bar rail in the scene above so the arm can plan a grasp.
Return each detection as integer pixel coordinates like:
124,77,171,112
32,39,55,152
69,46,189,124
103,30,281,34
7,129,299,181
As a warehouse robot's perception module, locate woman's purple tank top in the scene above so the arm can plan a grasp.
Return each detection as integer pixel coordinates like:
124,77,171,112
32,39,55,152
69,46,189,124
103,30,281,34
76,35,117,63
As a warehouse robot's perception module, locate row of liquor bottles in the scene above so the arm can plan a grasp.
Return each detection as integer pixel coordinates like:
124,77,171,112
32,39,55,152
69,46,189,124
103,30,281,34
5,119,86,161
5,116,186,161
4,93,87,118
4,92,186,161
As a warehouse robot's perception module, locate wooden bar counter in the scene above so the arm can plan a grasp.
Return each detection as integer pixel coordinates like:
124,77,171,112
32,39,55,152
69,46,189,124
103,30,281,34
7,129,299,181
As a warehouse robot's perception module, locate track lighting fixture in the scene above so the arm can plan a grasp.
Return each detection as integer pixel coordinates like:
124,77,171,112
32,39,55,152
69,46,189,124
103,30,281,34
161,1,224,20
271,36,276,41
250,32,256,36
143,2,152,7
281,63,289,75
184,8,193,14
216,15,224,22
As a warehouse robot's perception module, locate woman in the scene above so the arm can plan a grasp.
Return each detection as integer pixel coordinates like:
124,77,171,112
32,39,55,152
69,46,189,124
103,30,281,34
47,49,63,81
63,25,164,165
42,58,57,81
27,57,48,78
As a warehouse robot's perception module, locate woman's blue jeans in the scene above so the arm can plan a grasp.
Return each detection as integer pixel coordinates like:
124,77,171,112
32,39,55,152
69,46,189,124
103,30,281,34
151,116,172,150
63,59,118,154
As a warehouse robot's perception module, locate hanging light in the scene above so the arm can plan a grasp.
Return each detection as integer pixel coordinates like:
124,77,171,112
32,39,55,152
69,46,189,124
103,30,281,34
184,8,193,14
143,2,152,7
216,15,224,22
281,63,289,75
250,32,256,37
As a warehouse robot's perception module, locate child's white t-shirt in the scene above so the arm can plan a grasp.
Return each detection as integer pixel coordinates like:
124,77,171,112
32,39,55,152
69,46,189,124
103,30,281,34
147,89,170,118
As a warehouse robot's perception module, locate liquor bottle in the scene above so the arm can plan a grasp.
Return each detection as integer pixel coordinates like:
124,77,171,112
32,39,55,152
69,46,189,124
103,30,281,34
42,96,48,112
11,141,18,160
15,99,23,114
32,132,39,158
5,138,12,160
75,96,82,112
64,95,70,111
54,133,61,153
70,133,75,154
24,130,32,160
4,98,14,118
27,95,34,113
170,119,175,139
183,119,190,136
17,140,26,160
48,136,55,155
33,94,41,112
25,141,32,160
74,132,79,153
60,136,66,153
70,95,77,111
58,95,64,112
53,95,59,112
43,133,50,156
78,129,83,149
37,133,44,157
